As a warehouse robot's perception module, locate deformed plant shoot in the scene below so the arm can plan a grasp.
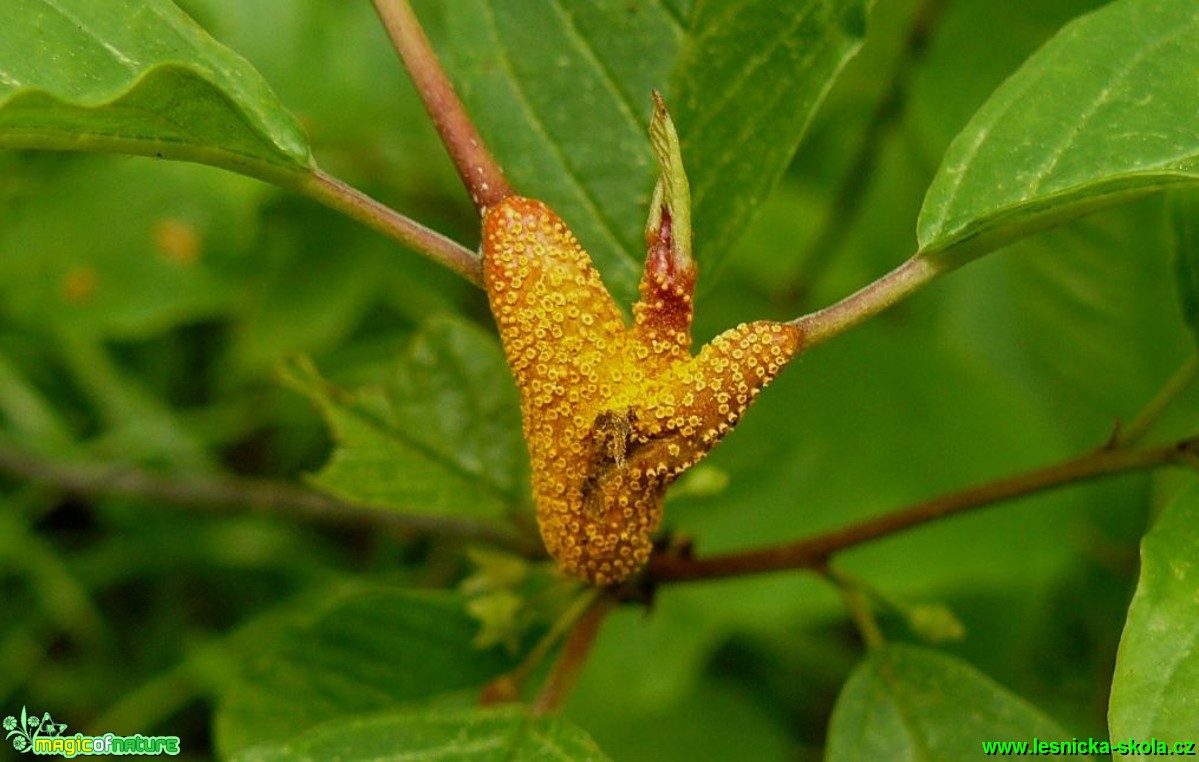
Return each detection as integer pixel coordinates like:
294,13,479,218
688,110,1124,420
482,96,800,584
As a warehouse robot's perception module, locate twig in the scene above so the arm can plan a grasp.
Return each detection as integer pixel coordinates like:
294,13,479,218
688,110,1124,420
0,438,535,554
649,436,1198,583
1113,354,1199,447
479,587,600,706
532,593,614,714
830,569,885,650
298,169,483,286
371,0,511,211
790,254,945,347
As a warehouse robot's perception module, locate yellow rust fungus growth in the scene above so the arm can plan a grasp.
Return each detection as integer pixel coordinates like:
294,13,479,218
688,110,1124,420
483,195,801,585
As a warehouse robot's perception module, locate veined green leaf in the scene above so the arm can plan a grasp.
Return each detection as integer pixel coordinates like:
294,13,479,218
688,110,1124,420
432,0,684,302
1109,484,1199,747
432,0,867,301
673,0,870,284
827,644,1079,760
917,0,1199,264
0,0,312,182
216,589,521,757
231,705,610,762
282,317,525,519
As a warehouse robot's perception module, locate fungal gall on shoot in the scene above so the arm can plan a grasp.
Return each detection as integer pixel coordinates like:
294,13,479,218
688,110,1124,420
482,98,802,585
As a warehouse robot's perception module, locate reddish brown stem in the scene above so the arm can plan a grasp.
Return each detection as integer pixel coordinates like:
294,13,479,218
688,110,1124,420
650,437,1197,584
372,0,511,211
532,595,613,714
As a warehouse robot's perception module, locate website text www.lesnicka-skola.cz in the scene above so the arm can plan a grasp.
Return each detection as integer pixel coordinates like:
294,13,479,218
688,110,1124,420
981,738,1196,756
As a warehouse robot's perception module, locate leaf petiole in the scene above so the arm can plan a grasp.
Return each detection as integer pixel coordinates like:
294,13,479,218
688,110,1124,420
790,254,946,348
295,169,483,286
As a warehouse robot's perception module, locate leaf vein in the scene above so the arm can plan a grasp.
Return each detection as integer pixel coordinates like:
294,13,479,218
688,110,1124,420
481,1,635,273
921,55,1056,243
689,8,823,210
655,0,687,33
683,4,819,154
1025,17,1199,196
688,0,748,49
40,0,141,71
550,1,648,137
530,728,575,761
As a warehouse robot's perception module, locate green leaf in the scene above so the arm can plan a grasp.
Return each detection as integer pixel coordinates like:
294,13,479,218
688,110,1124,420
1169,191,1199,345
282,317,525,519
827,644,1079,761
0,0,312,183
216,588,521,757
433,1,867,300
231,705,610,762
1109,483,1199,744
432,1,684,301
905,0,1109,171
917,0,1199,264
672,0,871,283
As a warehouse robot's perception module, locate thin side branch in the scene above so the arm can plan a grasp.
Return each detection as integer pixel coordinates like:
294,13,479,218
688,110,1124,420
372,0,511,211
1114,354,1199,447
0,439,535,554
790,254,945,347
532,594,614,714
830,570,886,650
299,169,483,286
650,436,1197,584
480,587,602,706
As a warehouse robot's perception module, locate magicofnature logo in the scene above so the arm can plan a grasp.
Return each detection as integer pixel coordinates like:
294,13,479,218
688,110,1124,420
4,707,180,757
5,707,68,753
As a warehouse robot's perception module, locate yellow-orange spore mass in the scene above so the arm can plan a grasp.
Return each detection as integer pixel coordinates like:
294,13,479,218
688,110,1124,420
483,195,801,585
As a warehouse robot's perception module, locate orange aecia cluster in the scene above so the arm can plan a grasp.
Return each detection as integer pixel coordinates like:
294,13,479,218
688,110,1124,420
483,194,801,585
